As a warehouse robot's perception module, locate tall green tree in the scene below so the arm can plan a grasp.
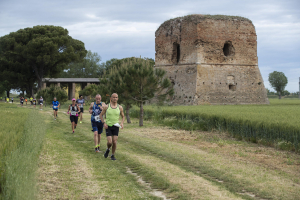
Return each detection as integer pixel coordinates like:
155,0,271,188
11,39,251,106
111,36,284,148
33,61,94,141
109,57,173,126
0,25,87,90
268,71,288,99
60,50,104,78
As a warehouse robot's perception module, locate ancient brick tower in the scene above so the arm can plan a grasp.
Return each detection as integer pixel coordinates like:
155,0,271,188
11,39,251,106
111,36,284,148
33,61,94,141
155,14,269,105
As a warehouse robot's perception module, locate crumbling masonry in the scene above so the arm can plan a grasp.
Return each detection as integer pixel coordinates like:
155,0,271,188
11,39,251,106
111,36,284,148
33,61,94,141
155,14,269,105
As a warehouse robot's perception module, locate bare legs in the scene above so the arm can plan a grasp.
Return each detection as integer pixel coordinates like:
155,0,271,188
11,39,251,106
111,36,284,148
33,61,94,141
94,131,101,146
106,136,118,155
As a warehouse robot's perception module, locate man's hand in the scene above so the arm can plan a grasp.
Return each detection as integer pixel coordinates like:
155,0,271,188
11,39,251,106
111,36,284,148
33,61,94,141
104,123,108,129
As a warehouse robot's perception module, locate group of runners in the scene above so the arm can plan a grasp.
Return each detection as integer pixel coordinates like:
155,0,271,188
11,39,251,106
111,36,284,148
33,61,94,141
4,96,43,109
53,93,124,160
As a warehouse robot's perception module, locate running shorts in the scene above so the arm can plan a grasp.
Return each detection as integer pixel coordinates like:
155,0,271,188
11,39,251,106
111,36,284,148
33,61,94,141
70,115,78,124
106,125,119,137
91,121,103,134
80,108,84,113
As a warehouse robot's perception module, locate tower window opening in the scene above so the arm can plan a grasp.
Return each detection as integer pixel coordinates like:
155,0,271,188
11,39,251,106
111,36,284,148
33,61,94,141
229,84,236,91
223,41,235,57
172,43,180,64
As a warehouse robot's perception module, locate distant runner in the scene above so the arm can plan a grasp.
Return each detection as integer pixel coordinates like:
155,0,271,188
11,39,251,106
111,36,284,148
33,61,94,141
30,96,33,105
25,98,28,105
67,98,80,133
100,93,125,161
77,95,85,123
11,97,13,103
52,97,60,120
20,97,24,107
39,96,43,110
89,94,105,153
6,97,9,103
33,97,37,108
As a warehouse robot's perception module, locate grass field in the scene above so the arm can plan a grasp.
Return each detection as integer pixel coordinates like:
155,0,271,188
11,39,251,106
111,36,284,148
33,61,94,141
0,101,300,199
131,99,300,151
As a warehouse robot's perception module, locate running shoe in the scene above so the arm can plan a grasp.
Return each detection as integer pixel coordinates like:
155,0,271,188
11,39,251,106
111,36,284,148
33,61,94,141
97,146,100,151
72,130,74,134
95,148,100,153
104,149,110,158
54,118,56,120
111,155,116,161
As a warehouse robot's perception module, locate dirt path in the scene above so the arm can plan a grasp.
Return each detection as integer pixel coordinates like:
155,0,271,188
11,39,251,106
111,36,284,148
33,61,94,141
36,108,300,199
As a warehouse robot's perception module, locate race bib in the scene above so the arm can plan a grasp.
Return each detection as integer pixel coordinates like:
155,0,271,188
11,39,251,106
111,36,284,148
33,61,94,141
95,116,100,121
40,103,43,105
71,111,76,116
53,106,57,109
79,104,83,108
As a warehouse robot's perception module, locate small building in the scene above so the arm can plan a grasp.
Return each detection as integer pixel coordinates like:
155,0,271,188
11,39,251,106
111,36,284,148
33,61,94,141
155,14,269,105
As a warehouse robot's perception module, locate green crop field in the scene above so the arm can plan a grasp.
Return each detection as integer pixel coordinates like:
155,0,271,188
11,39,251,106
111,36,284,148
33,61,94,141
131,99,300,151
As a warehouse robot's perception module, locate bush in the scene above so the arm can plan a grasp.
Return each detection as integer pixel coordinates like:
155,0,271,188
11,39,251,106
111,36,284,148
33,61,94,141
36,86,68,105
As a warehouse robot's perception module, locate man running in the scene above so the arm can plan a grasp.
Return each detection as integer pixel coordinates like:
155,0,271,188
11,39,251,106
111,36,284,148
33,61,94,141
20,97,23,107
100,93,125,161
77,95,85,123
33,97,37,108
25,98,28,105
52,97,60,120
39,96,43,110
89,94,105,153
30,96,33,105
6,97,9,103
11,97,13,103
67,98,80,133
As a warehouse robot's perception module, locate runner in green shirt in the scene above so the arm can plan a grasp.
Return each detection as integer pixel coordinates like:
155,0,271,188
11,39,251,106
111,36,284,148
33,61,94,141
99,93,125,161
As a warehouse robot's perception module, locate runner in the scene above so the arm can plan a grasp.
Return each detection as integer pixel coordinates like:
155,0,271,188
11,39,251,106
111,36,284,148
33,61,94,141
6,97,9,103
89,94,105,153
20,97,23,107
11,97,13,103
30,96,33,105
39,96,43,110
67,98,80,133
77,95,85,123
33,97,37,108
52,97,60,120
25,98,28,105
99,93,125,160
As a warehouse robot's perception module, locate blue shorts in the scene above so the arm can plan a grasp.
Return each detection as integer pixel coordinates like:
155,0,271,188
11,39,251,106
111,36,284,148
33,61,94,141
91,121,103,134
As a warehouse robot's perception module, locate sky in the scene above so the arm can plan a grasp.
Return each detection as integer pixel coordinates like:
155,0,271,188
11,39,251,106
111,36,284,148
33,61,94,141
0,0,299,92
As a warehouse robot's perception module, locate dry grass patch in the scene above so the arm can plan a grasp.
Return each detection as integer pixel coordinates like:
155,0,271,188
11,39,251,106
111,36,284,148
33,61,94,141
123,151,242,200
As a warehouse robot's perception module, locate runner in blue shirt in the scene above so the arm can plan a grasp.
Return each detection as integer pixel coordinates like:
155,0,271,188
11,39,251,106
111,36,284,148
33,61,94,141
89,94,106,152
52,97,60,120
77,95,85,124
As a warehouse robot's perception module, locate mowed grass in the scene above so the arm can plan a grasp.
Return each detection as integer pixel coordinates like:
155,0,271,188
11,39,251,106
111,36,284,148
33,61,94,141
131,99,300,151
0,103,47,200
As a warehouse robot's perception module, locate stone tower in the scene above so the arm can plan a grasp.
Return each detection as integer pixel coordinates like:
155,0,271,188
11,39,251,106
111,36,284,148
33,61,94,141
155,14,269,105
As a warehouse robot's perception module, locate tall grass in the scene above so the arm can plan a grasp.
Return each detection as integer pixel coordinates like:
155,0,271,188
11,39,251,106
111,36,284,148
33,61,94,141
0,104,47,200
130,99,300,151
0,104,30,184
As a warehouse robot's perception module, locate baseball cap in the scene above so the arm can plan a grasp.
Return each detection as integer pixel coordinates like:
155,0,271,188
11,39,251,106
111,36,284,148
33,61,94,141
72,98,76,101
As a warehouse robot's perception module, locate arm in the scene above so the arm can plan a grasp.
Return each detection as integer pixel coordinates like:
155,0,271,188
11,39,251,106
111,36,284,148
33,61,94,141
67,105,70,113
89,102,94,114
99,105,108,129
119,105,125,129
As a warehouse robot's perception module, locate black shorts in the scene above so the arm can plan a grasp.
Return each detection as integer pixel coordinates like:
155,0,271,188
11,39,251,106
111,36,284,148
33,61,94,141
70,115,78,124
106,125,119,137
21,101,23,104
80,108,83,113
